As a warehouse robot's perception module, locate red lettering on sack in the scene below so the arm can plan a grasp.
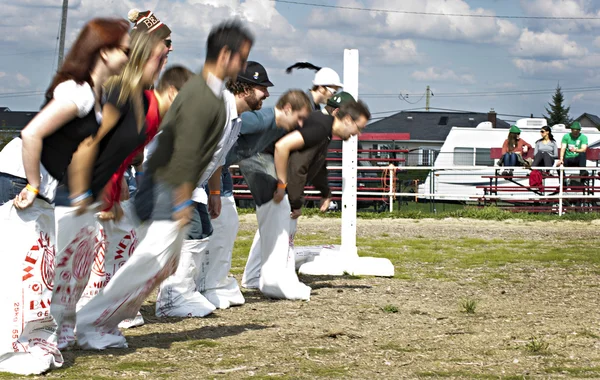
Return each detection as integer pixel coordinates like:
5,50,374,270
39,232,56,290
29,299,51,310
73,237,94,280
23,242,40,281
91,240,106,277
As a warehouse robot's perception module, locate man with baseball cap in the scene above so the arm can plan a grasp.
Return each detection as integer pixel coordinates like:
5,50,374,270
559,121,588,168
156,61,276,317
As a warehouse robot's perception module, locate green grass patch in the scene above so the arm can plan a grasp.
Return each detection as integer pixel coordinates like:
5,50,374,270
187,339,219,349
382,304,399,313
545,366,600,377
416,371,508,379
307,347,338,355
114,360,162,371
378,343,418,352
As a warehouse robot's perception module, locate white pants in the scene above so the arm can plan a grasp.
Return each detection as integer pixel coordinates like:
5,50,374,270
76,220,185,350
242,196,310,300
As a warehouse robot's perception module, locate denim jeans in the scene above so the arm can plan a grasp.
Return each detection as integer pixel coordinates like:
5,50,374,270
502,153,517,167
238,153,277,207
187,202,213,240
221,167,234,197
0,172,26,205
134,173,176,222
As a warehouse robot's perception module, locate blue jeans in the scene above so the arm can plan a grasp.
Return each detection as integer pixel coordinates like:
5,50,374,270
0,172,52,205
502,153,517,167
187,202,213,240
0,172,26,205
221,167,233,197
238,153,277,207
134,173,176,222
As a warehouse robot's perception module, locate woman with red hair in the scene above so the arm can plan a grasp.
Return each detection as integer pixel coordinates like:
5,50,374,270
0,18,130,376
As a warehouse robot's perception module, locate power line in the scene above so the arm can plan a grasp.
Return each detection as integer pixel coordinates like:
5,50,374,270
271,0,600,20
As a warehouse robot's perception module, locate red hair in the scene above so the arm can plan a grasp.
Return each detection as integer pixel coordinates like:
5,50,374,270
45,18,130,99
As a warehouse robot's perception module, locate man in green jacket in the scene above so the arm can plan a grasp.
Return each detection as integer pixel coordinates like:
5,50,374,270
76,19,254,350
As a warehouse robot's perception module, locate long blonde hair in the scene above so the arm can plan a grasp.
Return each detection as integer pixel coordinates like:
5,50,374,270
106,29,163,127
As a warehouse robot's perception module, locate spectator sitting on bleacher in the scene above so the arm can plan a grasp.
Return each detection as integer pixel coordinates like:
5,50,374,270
558,121,588,173
532,126,558,169
500,125,532,176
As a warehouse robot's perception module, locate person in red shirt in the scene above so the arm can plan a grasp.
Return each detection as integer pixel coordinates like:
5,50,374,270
100,66,194,220
501,125,532,176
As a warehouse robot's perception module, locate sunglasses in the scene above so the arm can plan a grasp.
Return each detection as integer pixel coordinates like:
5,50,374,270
164,39,172,49
540,130,547,133
325,86,339,95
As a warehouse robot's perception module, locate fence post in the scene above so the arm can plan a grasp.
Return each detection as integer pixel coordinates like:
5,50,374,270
559,166,564,216
388,164,395,212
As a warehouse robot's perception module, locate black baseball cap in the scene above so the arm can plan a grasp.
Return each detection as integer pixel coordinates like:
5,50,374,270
237,61,274,87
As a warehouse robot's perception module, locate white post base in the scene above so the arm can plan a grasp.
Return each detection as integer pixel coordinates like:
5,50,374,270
295,245,394,277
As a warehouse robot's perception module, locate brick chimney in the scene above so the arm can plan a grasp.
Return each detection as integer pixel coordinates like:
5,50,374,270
487,108,497,128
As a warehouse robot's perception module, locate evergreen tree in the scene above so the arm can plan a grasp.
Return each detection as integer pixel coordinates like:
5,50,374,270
543,84,572,126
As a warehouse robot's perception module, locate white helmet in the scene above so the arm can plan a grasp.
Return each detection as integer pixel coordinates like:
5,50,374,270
312,67,343,87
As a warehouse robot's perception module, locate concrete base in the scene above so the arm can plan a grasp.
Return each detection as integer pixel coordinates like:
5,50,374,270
295,245,394,277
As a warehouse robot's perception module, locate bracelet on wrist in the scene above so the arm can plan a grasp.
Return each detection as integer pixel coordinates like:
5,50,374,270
210,190,221,195
173,199,193,213
70,190,92,206
277,182,287,189
26,184,39,195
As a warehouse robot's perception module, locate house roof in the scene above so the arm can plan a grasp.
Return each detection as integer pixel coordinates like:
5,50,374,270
367,111,510,141
0,107,11,112
0,110,37,129
576,113,600,127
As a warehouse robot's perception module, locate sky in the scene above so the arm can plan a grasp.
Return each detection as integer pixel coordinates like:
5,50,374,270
1,0,600,124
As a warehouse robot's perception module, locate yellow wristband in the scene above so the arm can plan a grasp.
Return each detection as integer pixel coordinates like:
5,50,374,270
26,184,39,195
210,190,221,195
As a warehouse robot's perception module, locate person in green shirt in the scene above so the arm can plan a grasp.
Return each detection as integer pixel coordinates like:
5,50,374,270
559,121,588,168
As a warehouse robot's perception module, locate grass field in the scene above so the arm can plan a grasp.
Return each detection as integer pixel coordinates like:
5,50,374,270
5,215,600,379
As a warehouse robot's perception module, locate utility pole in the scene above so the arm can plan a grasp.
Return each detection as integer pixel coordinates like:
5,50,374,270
57,0,68,69
425,85,431,111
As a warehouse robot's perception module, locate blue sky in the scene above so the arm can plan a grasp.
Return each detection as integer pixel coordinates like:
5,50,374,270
1,0,600,124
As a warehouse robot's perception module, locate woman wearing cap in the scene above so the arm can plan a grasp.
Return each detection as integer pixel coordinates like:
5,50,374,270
286,62,343,110
50,11,172,350
500,125,532,176
0,18,129,375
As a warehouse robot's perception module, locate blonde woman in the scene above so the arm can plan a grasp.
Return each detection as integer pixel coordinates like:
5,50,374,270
50,22,170,350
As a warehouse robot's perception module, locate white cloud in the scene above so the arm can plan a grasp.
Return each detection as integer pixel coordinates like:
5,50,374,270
594,37,600,48
513,58,568,75
16,73,31,87
520,0,600,33
374,39,422,65
512,29,588,59
411,67,475,84
306,0,520,45
572,93,585,102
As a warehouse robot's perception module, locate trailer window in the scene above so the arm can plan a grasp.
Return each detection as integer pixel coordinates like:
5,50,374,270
475,148,493,166
453,147,474,165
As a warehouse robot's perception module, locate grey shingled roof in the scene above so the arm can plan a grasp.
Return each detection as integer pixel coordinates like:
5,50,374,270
367,111,510,141
576,113,600,127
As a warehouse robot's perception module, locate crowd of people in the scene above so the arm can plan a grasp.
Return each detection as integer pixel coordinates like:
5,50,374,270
499,121,589,177
0,10,371,375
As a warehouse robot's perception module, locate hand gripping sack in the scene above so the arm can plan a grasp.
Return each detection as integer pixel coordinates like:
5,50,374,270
256,196,311,301
51,207,98,350
198,196,244,309
156,238,216,317
0,201,63,375
77,201,144,329
76,221,185,350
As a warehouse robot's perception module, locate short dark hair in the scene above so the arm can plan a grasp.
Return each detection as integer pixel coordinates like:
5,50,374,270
205,19,254,62
276,89,312,112
336,99,371,121
226,79,255,95
156,65,194,92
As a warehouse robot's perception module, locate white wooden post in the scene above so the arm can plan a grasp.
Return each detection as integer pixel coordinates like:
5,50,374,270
341,49,359,257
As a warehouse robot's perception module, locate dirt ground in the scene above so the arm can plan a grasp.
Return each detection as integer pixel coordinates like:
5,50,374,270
37,217,600,379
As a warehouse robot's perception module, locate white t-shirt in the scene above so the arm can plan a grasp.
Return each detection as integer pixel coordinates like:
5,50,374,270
0,80,97,201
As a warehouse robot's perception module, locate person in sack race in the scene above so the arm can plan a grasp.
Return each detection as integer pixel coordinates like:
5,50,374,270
0,18,129,375
285,91,356,220
155,61,274,317
75,19,254,350
49,14,171,351
77,65,194,330
285,62,343,111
